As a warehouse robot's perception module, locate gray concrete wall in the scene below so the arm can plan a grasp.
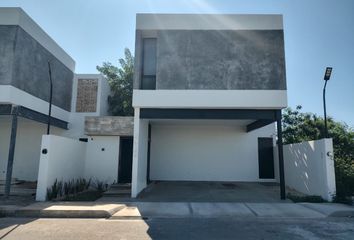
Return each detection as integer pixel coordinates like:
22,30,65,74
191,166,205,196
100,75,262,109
0,26,73,111
85,116,134,136
134,30,286,90
0,26,16,85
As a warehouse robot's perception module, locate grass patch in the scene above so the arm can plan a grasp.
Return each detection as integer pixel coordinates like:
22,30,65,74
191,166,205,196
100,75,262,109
63,190,103,201
287,193,326,203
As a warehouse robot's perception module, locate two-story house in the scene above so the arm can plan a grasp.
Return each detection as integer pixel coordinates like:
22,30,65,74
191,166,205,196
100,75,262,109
131,14,287,199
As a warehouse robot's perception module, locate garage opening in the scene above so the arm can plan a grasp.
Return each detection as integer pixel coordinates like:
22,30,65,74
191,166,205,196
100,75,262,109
149,121,276,182
133,109,286,200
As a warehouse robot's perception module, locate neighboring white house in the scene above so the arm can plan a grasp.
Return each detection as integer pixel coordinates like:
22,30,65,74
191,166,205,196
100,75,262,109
0,8,123,197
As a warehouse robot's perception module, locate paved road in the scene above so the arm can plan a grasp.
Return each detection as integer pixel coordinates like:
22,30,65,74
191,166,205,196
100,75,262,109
0,217,353,240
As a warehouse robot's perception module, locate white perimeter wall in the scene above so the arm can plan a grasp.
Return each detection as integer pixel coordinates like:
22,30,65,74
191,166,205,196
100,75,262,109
280,139,336,201
0,117,63,181
85,136,120,183
36,134,120,201
36,135,86,201
150,123,276,182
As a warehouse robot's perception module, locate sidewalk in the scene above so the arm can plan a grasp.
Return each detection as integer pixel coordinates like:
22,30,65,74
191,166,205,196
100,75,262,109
110,202,354,219
1,201,354,219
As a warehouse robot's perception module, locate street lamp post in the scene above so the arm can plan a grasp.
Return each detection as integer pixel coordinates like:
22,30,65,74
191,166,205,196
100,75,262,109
323,67,332,138
47,61,53,135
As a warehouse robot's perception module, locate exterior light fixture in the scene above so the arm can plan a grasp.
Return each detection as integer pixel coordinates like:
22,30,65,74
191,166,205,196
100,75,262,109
324,67,332,81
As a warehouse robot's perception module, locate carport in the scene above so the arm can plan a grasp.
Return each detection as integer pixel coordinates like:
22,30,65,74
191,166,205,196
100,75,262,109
0,104,68,198
133,108,286,200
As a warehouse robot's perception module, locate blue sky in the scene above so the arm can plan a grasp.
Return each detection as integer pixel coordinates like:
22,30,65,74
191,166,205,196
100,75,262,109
1,0,353,126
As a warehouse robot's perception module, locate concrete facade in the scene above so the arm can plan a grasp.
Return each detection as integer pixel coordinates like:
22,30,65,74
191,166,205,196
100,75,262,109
85,116,134,136
0,25,74,111
139,30,285,90
134,14,286,91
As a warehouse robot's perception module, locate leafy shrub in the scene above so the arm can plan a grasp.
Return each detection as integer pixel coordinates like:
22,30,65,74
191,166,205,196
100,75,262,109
283,106,354,203
287,193,326,203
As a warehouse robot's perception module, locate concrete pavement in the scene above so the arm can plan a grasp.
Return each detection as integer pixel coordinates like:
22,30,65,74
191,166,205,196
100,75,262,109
1,201,353,219
111,202,354,219
1,217,354,240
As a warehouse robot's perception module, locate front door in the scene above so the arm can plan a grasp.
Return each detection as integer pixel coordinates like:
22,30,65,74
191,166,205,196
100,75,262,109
258,137,275,179
118,137,133,183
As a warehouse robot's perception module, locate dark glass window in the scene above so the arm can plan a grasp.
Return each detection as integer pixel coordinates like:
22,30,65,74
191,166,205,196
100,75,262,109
141,38,156,89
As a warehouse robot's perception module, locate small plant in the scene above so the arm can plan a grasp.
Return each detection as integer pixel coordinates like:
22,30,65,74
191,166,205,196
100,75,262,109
46,178,93,201
287,193,326,203
46,179,62,200
91,179,109,192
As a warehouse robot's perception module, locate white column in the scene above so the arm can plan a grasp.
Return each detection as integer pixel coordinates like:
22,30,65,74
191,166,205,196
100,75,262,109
131,108,149,197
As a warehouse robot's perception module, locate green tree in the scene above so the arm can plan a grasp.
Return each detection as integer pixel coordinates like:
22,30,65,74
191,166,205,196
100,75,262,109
96,48,134,116
282,106,354,202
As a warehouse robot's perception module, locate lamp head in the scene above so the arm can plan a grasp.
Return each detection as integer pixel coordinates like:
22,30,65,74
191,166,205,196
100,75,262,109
324,67,332,81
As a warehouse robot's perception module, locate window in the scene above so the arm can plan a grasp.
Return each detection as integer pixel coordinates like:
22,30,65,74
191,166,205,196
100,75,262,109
76,79,98,112
141,38,157,89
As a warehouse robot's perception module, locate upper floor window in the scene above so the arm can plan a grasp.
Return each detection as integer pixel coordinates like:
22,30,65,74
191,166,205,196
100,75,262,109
76,79,98,112
141,38,157,89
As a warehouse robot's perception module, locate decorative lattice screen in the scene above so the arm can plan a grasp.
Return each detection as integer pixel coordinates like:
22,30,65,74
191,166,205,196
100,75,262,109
76,79,98,112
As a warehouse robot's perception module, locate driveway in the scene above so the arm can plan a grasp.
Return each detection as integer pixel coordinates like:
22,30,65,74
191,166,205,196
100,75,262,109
136,181,289,202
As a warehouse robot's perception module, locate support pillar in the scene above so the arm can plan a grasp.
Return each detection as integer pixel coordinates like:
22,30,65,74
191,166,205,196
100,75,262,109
276,110,286,200
4,108,18,198
146,124,151,184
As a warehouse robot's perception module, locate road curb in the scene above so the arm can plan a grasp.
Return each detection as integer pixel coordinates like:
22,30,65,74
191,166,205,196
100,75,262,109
299,203,354,218
1,203,124,218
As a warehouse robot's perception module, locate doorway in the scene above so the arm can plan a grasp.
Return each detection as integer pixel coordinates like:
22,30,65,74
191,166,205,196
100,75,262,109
118,137,133,183
258,137,275,179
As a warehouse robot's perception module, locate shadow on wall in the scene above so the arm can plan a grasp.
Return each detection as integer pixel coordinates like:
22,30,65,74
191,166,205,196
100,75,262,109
282,139,335,201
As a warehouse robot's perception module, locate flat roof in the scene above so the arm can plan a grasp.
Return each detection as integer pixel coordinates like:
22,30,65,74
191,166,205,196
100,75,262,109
136,14,283,30
0,7,75,71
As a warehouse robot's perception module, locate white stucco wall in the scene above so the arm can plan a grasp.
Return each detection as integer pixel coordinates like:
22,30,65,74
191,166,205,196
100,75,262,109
281,138,336,201
136,14,283,30
0,86,71,122
36,135,86,201
133,90,287,109
131,108,149,197
35,134,121,201
85,136,120,183
99,76,110,116
0,117,63,181
149,122,276,182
